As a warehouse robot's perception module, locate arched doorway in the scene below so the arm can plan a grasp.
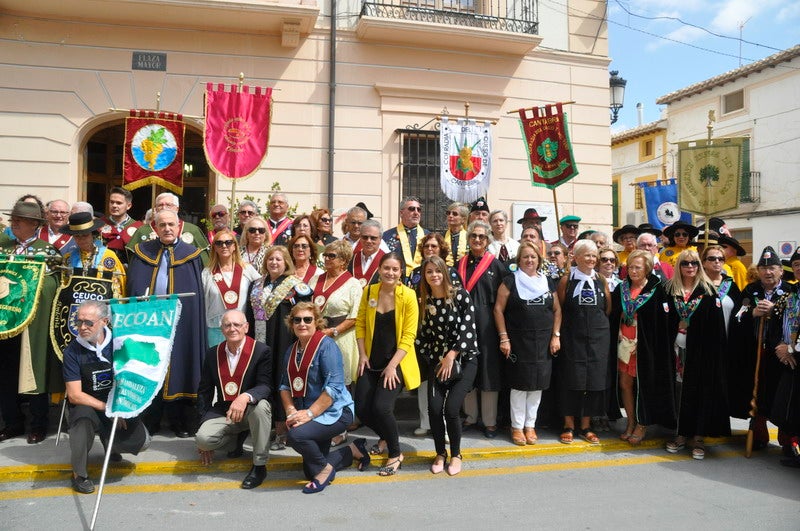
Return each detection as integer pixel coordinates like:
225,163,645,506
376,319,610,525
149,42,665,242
83,120,211,225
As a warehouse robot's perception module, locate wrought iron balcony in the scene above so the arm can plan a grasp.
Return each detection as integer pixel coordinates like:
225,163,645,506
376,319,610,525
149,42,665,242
740,170,761,203
360,0,538,35
356,0,541,54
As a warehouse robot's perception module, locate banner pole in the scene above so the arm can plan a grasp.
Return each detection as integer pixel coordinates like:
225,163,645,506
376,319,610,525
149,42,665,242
55,398,67,447
103,292,196,304
90,416,119,531
552,187,561,238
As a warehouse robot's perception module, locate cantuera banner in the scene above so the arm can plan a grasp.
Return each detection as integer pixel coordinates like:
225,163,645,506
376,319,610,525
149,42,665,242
50,270,113,361
678,137,744,216
204,83,273,180
123,110,186,195
106,296,182,419
518,103,579,190
439,116,492,202
640,179,692,229
0,255,46,340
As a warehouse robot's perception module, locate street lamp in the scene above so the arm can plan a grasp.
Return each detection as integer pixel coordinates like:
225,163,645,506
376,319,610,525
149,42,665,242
609,70,627,125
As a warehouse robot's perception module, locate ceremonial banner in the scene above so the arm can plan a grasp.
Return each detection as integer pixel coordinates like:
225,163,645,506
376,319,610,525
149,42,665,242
0,256,46,340
518,103,579,189
640,179,692,229
204,83,273,179
105,297,182,418
678,137,743,215
439,116,492,202
123,110,185,194
50,270,114,361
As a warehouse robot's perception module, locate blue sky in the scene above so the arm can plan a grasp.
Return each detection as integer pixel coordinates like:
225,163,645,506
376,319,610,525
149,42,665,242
606,0,800,133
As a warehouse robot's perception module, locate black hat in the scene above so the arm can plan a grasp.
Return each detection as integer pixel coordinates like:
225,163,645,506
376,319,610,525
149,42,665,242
781,260,795,283
517,208,547,224
470,197,489,213
790,246,800,264
757,246,781,267
578,230,597,241
663,221,699,241
637,223,663,238
355,202,374,220
60,212,104,235
695,231,720,247
708,217,729,236
612,224,640,244
718,235,746,257
3,201,45,222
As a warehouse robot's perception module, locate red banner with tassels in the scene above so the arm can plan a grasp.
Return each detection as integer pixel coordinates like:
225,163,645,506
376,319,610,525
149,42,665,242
123,110,185,194
517,103,579,190
204,83,272,180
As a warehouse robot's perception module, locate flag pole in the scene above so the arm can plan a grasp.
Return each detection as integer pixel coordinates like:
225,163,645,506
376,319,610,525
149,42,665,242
55,398,67,446
552,188,561,238
102,292,196,304
89,416,119,530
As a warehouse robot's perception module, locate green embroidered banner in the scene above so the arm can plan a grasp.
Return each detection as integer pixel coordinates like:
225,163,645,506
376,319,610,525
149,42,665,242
518,103,579,190
678,137,744,216
0,256,46,340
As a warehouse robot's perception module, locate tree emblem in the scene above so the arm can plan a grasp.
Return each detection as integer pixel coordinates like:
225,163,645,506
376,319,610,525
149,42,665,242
699,164,719,186
537,138,558,163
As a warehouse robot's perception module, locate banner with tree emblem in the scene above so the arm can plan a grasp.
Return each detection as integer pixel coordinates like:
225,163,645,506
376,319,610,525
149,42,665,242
518,103,579,189
50,270,114,361
439,116,492,202
123,110,186,194
105,296,182,419
0,256,46,340
204,83,273,180
640,179,693,229
678,137,744,216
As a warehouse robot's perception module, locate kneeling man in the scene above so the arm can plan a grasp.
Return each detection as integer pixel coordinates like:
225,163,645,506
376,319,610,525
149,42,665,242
63,300,150,494
196,309,273,489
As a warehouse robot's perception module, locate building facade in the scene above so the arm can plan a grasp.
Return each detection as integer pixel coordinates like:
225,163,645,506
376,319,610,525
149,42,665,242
1,0,613,233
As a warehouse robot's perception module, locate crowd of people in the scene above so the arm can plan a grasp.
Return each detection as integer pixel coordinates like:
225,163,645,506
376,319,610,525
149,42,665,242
1,189,799,496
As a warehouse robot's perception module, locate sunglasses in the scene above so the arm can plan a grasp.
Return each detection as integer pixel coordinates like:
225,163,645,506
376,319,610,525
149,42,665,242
239,210,255,216
469,234,487,240
600,257,617,263
705,256,725,263
673,232,689,237
320,217,332,223
361,235,379,241
422,243,439,249
75,319,99,328
680,260,700,267
322,252,338,260
564,224,579,229
248,227,267,234
406,206,422,212
293,243,310,249
214,240,236,248
211,211,226,218
292,316,314,324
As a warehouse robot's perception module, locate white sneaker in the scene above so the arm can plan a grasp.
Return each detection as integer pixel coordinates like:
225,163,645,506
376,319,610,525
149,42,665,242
413,427,430,436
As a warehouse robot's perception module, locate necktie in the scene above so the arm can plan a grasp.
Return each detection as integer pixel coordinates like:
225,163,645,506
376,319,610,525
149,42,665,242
154,248,170,295
499,244,509,262
407,228,417,255
451,233,459,260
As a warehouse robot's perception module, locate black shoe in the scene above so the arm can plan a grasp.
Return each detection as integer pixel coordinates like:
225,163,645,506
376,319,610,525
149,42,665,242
71,475,95,494
110,452,123,462
27,429,46,444
241,465,267,489
227,431,249,458
145,421,160,435
170,424,190,439
0,425,25,442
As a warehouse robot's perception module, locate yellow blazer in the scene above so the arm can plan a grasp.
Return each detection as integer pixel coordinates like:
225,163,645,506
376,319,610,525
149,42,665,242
356,282,420,390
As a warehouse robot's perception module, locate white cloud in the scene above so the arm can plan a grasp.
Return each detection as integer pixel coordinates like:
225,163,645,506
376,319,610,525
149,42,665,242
646,25,707,51
710,0,766,34
777,3,800,22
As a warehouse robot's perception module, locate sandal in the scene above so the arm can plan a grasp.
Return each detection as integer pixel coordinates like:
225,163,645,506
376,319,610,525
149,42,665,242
666,436,686,453
619,430,633,442
524,427,538,445
559,428,574,444
579,428,600,445
511,428,526,446
430,453,447,474
447,454,462,476
628,425,647,446
270,433,287,451
378,457,403,476
330,431,348,448
692,439,705,460
352,438,371,472
369,440,387,455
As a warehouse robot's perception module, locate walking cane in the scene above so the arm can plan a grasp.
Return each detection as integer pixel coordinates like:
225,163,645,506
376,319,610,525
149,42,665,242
745,314,766,458
55,398,67,446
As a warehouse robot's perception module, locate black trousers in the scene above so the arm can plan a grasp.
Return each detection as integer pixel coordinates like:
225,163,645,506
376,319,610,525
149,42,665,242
354,367,404,458
428,358,477,457
0,335,49,432
286,408,353,479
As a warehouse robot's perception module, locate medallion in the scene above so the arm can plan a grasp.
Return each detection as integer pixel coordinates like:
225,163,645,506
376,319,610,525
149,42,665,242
224,381,239,395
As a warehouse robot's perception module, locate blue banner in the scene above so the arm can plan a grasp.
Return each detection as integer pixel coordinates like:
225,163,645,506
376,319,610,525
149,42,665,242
641,180,692,229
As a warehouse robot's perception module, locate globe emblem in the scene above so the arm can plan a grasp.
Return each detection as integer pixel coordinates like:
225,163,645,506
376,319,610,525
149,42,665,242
657,202,681,225
131,125,178,171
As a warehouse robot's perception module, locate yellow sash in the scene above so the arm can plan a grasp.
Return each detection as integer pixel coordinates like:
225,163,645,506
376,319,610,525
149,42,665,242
444,229,467,267
396,224,424,276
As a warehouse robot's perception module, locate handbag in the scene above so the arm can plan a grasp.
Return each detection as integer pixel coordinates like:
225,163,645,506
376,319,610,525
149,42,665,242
435,354,463,385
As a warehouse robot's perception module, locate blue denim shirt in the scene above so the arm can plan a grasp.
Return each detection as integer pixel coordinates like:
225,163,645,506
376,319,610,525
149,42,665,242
279,335,354,425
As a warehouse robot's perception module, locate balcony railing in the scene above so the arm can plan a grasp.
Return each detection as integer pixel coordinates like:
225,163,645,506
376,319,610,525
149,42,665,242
360,0,538,35
740,170,761,203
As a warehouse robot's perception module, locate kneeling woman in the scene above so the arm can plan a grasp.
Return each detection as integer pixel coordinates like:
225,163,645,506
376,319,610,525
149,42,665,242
416,256,479,475
356,252,420,476
281,303,369,494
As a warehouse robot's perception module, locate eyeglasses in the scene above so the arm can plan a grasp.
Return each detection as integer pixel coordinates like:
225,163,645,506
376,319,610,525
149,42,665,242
222,322,246,329
673,232,689,238
239,210,255,217
600,257,617,263
292,316,314,324
680,260,700,267
322,253,338,260
361,235,379,241
75,319,99,328
563,224,579,229
248,227,267,234
349,220,363,226
705,256,725,263
406,206,422,213
210,211,227,218
214,240,236,248
293,243,310,249
320,217,332,223
446,211,460,217
49,211,69,216
469,234,487,240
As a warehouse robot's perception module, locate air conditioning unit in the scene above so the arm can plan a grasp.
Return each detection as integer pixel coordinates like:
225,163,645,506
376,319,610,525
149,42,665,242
626,211,645,225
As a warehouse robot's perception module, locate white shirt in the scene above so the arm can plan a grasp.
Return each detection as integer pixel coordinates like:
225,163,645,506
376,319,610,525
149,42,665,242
225,340,253,403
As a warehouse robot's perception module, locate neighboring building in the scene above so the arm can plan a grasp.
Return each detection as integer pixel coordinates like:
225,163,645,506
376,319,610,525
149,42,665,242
0,0,613,234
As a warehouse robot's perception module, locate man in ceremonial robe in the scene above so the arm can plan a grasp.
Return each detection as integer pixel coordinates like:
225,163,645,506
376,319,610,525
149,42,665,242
128,209,207,438
348,219,385,287
99,187,143,266
126,192,209,264
61,211,126,298
382,196,429,277
40,199,75,254
196,310,273,489
0,200,63,443
267,193,293,246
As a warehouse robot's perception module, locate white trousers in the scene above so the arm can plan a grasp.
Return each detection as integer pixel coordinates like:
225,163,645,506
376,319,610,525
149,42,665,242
509,389,542,429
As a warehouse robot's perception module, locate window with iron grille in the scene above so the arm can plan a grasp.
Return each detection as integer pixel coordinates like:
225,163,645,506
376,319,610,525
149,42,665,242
397,129,450,233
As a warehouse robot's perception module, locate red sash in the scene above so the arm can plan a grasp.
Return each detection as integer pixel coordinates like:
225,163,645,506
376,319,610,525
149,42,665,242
213,264,244,309
458,252,496,293
301,263,318,284
270,218,292,239
39,227,72,250
312,271,353,311
217,336,256,401
352,250,384,286
288,331,325,397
